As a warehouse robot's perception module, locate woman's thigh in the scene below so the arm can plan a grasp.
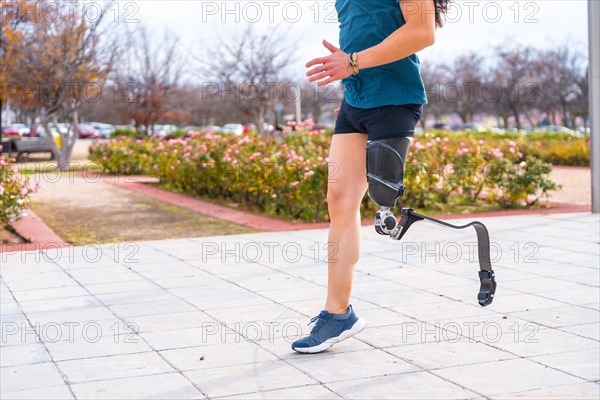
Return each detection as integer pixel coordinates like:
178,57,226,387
327,133,369,206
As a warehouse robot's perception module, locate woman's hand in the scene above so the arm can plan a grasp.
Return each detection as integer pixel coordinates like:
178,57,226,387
305,40,353,87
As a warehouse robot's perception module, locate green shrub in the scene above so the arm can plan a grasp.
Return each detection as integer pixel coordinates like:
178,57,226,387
89,123,564,222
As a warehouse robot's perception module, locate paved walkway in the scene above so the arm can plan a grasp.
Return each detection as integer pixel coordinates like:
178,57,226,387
1,212,599,399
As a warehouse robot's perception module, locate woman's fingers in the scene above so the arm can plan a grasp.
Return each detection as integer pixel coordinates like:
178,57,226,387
305,56,327,68
306,64,328,78
334,107,340,115
308,70,331,83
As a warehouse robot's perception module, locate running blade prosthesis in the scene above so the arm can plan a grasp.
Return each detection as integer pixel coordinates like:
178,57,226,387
366,137,497,307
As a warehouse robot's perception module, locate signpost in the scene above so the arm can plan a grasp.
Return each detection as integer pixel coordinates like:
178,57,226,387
589,0,599,213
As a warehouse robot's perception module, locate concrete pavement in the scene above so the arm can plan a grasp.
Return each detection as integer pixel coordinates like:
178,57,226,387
1,212,599,399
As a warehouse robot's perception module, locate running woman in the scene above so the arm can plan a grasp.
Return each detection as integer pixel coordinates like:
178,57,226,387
291,0,450,353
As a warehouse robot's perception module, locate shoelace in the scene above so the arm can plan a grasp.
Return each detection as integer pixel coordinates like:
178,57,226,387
307,311,329,333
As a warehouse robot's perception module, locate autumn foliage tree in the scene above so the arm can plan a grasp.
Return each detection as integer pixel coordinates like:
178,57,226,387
2,0,117,169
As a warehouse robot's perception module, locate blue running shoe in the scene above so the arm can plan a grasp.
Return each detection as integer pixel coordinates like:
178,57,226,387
291,304,366,353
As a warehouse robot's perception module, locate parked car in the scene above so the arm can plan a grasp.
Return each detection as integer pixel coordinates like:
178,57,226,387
90,123,115,139
2,125,21,137
535,125,576,135
29,124,59,138
182,126,203,134
78,123,99,139
201,125,223,133
243,123,275,134
152,124,178,136
1,123,30,137
576,126,590,134
221,123,244,136
451,123,483,132
432,122,449,130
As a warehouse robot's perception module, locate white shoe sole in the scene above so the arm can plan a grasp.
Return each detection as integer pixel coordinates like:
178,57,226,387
292,317,366,354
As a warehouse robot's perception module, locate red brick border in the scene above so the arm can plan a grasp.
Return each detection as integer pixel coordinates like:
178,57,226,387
1,208,68,253
106,175,592,230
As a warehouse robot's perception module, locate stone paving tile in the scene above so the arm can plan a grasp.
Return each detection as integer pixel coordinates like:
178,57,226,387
159,341,278,371
17,295,102,314
0,362,66,392
184,359,318,398
529,348,600,381
139,326,230,351
260,285,325,304
125,311,216,333
108,298,197,318
286,348,420,383
69,372,204,399
476,325,599,357
57,352,174,383
507,305,600,328
385,337,518,370
324,370,480,399
557,322,600,341
0,384,75,399
84,279,160,295
433,358,586,396
205,302,305,325
493,382,600,399
8,285,89,302
44,333,152,361
0,343,51,367
222,384,343,400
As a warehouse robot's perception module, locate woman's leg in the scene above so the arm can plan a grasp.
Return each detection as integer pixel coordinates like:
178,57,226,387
324,133,368,314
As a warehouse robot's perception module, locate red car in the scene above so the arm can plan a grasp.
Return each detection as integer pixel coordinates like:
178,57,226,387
78,124,99,139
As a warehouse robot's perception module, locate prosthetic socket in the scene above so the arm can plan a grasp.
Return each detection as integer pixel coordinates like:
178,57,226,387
365,138,497,307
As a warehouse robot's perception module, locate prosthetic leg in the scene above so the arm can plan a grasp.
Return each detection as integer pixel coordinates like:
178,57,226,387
366,138,497,306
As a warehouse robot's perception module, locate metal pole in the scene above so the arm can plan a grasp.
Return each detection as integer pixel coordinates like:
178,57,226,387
589,0,600,213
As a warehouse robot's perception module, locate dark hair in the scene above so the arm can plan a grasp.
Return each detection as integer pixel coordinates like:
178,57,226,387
433,0,451,29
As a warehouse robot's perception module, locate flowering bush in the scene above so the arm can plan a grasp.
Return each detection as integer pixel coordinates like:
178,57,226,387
0,147,41,226
89,123,561,222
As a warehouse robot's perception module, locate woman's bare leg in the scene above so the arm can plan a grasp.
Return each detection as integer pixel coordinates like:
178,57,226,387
324,133,368,314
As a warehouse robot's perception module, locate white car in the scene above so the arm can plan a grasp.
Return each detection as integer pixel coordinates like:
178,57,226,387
222,123,244,136
91,122,115,139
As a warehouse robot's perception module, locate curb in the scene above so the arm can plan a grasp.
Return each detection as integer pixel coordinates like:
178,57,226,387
1,208,68,253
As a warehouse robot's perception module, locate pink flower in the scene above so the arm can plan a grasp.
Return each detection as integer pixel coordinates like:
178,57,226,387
305,170,315,177
509,147,515,154
443,137,450,142
478,140,484,145
291,181,299,187
272,193,277,198
21,187,28,196
413,141,424,150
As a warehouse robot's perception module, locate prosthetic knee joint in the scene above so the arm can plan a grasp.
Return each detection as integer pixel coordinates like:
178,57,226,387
366,138,497,307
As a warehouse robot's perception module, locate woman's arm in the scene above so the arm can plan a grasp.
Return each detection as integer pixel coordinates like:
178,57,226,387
306,0,436,86
357,0,436,69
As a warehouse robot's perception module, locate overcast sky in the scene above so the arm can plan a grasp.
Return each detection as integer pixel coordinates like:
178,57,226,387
125,0,590,82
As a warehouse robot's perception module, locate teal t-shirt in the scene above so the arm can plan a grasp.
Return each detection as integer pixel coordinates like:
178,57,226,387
336,0,428,108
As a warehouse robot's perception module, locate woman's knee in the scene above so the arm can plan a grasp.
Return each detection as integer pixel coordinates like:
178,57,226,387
327,184,364,216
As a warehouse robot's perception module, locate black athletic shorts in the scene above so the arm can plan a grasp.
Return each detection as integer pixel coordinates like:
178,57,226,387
334,98,423,141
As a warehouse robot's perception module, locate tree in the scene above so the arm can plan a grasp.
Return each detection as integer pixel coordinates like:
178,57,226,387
445,51,486,124
490,40,538,130
537,43,585,129
196,24,295,136
113,26,183,135
2,0,117,169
